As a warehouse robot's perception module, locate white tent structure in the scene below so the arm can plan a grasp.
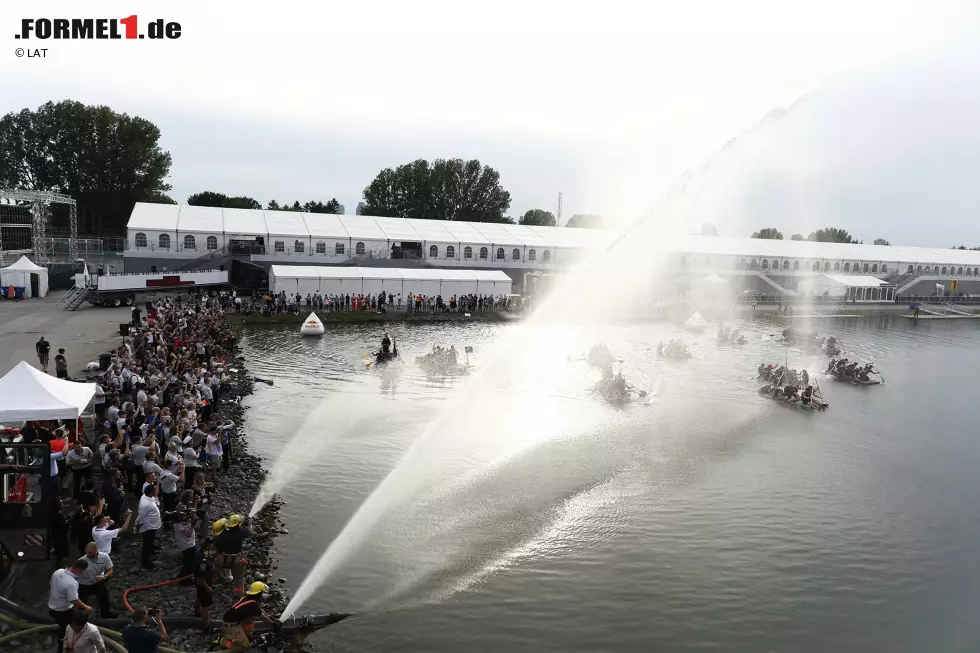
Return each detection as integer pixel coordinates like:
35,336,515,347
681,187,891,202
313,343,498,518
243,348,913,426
269,266,513,297
0,361,96,421
0,256,48,298
802,274,896,303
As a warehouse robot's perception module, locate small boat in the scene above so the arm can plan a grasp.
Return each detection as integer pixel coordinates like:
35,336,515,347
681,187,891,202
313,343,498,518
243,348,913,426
300,312,325,336
757,386,829,410
825,359,882,385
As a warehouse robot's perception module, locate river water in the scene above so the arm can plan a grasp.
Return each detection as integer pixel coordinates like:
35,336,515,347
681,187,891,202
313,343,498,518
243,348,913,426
238,314,980,652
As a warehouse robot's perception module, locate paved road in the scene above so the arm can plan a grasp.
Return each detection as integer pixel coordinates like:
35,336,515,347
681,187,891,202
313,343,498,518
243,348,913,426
0,290,129,378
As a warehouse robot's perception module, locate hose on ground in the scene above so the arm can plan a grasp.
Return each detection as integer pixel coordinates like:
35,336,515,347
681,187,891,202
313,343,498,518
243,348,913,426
0,609,191,653
121,574,193,613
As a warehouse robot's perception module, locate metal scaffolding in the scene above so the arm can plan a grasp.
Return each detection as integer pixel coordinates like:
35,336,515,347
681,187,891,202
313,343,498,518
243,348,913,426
0,189,78,265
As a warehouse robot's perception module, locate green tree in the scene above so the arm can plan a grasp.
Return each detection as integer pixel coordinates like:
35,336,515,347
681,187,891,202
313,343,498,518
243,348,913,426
565,213,603,228
751,227,783,240
145,192,176,205
0,100,172,234
806,227,855,243
187,192,261,210
874,238,890,245
362,158,511,222
267,200,280,211
790,233,804,241
519,209,556,226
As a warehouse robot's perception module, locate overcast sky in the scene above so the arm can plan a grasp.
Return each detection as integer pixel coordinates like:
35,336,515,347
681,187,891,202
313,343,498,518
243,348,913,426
2,0,979,243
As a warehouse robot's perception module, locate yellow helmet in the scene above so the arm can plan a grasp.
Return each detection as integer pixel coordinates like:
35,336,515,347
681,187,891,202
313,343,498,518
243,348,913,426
211,518,228,536
227,514,244,528
245,581,268,595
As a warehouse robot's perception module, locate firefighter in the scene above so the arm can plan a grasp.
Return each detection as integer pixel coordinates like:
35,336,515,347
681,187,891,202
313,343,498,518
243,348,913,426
216,581,275,652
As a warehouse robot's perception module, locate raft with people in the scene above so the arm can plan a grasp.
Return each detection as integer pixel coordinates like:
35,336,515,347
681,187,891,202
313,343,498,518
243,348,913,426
592,366,647,404
779,329,842,356
371,332,399,367
717,323,747,345
416,345,471,376
657,340,692,360
757,362,829,410
825,358,882,385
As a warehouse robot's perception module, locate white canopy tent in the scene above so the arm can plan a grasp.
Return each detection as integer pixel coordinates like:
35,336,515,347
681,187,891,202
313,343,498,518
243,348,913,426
0,256,49,298
269,265,513,297
0,361,96,421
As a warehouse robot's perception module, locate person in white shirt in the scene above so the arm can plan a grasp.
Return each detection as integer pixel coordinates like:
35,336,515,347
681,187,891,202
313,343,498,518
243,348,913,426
205,432,222,484
137,485,162,570
66,441,94,499
49,558,93,648
92,512,132,555
92,383,106,424
77,543,117,618
63,610,106,653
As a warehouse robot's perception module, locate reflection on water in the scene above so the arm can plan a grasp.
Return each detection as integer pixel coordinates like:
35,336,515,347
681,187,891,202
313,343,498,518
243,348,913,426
240,316,980,652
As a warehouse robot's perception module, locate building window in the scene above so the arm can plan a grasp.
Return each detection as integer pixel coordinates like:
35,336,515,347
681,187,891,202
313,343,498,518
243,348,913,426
135,232,148,248
496,248,504,260
834,262,840,271
463,246,473,259
975,268,979,276
335,243,345,255
446,245,455,258
916,265,922,273
159,234,171,249
762,259,769,270
183,235,196,250
274,241,285,253
793,260,800,271
315,241,326,254
941,266,947,275
881,264,887,273
295,240,305,253
206,236,218,250
861,263,868,272
479,247,488,260
513,248,521,261
907,265,913,274
871,264,878,273
824,262,830,271
429,245,438,258
355,242,365,255
843,262,850,272
958,266,963,275
783,260,790,270
528,249,537,261
543,250,551,263
751,258,757,267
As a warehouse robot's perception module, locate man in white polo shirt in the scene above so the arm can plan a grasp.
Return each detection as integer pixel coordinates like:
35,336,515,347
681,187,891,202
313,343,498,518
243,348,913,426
92,511,132,555
77,542,118,618
49,558,93,653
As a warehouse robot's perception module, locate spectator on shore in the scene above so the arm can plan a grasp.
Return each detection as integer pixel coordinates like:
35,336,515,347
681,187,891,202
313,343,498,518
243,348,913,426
92,510,132,555
122,607,166,653
62,609,106,653
49,558,93,653
137,484,162,570
77,542,118,618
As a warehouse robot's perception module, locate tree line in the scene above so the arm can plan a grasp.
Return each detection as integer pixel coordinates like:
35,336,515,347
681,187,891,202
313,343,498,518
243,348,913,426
0,100,603,235
749,227,885,245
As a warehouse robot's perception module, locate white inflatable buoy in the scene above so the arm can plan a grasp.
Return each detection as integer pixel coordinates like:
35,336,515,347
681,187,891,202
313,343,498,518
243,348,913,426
684,311,708,332
300,312,325,336
85,361,100,372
